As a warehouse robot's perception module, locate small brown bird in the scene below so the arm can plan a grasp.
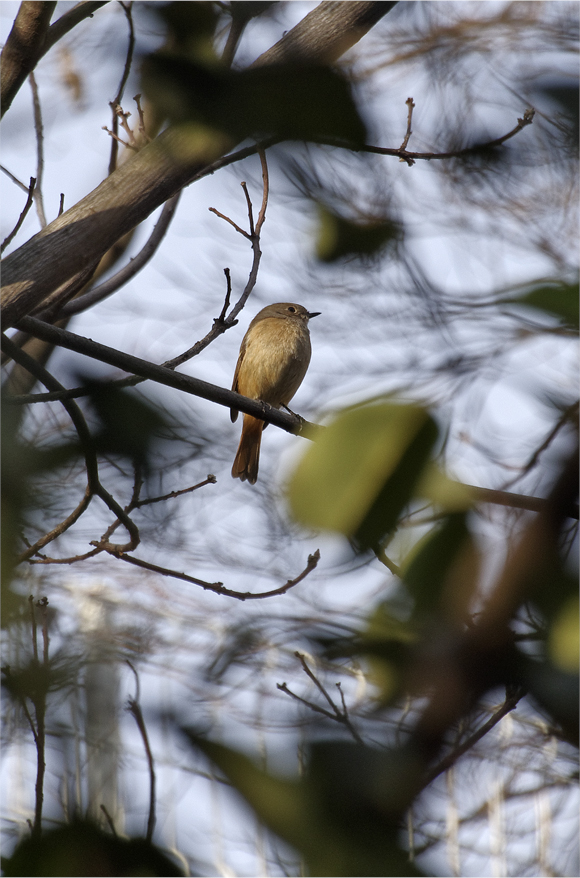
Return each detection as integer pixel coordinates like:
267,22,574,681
231,302,320,484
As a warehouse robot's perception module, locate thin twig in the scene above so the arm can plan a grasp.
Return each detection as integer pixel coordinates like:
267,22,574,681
58,193,65,217
29,595,39,664
318,109,536,164
56,192,182,318
0,164,30,192
1,176,36,254
374,546,401,576
127,674,156,842
133,475,217,508
278,656,363,744
1,332,140,559
108,1,135,175
424,687,525,786
100,804,118,837
398,97,415,159
111,548,320,601
208,206,250,239
218,268,233,322
133,94,148,142
502,400,579,490
29,72,46,228
38,597,50,665
277,682,338,721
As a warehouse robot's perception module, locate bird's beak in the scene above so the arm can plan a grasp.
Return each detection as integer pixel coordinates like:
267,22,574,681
308,311,321,319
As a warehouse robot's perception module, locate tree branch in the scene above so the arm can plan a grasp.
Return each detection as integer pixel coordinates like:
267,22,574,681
1,176,36,254
14,315,317,435
1,2,396,329
1,2,57,118
252,1,397,67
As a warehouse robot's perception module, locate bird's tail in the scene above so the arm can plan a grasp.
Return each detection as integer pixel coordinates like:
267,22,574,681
232,415,263,484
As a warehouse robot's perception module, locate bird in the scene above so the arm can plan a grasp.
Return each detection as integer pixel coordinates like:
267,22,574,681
230,302,320,484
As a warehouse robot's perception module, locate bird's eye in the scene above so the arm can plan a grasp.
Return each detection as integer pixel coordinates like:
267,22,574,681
287,306,296,313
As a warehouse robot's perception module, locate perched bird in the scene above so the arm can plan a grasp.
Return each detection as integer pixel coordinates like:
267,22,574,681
231,302,320,484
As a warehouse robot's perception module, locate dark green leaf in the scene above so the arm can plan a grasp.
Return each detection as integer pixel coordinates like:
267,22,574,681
288,403,438,551
316,205,402,262
402,513,473,616
2,820,184,877
142,56,367,145
505,281,579,329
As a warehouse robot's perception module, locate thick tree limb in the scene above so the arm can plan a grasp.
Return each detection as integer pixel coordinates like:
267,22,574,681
1,2,396,329
252,1,396,67
1,1,109,117
1,2,56,118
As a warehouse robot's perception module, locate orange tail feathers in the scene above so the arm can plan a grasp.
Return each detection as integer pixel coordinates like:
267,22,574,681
232,415,264,484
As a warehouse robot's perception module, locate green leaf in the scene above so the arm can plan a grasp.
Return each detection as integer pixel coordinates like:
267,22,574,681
182,731,425,877
181,730,309,850
142,57,367,146
505,280,579,329
316,205,402,262
288,403,438,552
549,596,579,674
402,513,475,617
2,820,184,876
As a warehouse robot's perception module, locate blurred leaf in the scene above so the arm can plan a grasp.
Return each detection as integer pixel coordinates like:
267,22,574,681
142,56,367,146
1,397,77,623
504,280,579,329
521,656,579,748
182,730,424,876
181,729,309,851
548,595,579,674
157,1,219,62
316,205,402,262
288,403,438,551
402,513,473,617
2,820,184,876
417,463,473,511
80,378,167,471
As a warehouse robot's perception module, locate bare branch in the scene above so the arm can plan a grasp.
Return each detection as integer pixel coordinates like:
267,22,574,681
2,2,396,328
1,164,30,192
1,331,140,559
44,2,109,51
1,176,36,254
57,192,182,318
29,72,46,228
108,2,135,175
398,96,415,164
321,108,536,163
127,694,156,842
14,315,313,434
1,2,57,118
112,549,320,602
423,687,526,787
252,1,396,67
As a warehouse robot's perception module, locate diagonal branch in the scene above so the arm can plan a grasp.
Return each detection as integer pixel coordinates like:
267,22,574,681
1,2,57,118
2,2,397,329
